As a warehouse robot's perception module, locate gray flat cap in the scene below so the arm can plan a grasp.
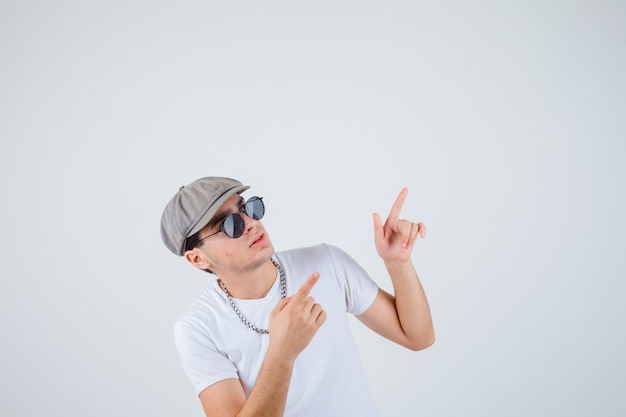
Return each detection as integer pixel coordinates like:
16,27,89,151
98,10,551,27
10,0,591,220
160,176,250,256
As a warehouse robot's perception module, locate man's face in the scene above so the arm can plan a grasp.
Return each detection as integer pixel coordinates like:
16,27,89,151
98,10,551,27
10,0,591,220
189,193,274,275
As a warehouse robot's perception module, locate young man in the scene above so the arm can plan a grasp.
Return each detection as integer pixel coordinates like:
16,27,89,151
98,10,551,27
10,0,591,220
160,176,434,417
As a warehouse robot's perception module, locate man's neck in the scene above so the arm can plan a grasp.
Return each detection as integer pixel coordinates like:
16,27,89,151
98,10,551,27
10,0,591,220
218,258,277,299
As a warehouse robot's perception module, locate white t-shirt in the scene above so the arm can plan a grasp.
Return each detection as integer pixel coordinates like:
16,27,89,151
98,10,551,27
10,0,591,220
174,243,381,417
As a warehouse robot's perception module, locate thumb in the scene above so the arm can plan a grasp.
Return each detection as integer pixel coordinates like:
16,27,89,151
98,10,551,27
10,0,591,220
373,212,384,241
272,295,293,313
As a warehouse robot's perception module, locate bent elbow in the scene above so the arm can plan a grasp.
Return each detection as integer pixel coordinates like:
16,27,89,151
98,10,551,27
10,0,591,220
406,333,435,352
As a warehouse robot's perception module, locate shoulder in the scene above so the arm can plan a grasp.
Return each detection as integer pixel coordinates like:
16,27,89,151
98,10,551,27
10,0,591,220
175,285,223,335
275,242,349,261
274,243,353,270
274,243,364,281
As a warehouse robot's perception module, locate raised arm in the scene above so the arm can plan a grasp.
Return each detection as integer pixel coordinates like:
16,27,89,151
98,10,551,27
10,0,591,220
200,273,326,417
357,188,435,351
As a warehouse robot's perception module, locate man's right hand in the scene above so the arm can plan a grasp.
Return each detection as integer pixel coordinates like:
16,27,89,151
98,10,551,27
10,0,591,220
268,272,326,362
199,273,326,417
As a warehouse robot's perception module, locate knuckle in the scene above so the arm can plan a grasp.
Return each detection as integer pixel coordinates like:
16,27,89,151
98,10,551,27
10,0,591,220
318,311,327,325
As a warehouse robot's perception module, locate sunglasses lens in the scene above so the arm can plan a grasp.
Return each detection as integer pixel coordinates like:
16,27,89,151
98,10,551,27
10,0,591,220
245,197,265,220
220,197,264,239
223,214,245,238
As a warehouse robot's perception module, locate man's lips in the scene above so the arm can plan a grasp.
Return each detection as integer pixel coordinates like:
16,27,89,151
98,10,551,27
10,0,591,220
250,233,264,247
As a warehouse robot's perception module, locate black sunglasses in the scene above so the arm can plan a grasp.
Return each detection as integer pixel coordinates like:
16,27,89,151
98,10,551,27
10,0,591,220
194,196,265,244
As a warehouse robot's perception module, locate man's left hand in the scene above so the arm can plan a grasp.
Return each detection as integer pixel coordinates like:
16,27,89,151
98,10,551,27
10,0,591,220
373,187,426,263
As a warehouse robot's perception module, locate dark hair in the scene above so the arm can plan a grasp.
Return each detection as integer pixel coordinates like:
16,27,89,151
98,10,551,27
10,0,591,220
184,232,200,253
184,232,215,275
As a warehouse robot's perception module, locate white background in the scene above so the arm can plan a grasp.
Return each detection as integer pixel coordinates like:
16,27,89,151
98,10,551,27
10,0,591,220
1,1,625,416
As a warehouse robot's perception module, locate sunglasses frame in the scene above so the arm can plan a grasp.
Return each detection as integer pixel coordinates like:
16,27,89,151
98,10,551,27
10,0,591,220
191,196,265,246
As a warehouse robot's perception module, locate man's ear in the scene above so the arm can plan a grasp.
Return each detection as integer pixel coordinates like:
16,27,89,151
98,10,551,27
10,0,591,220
184,248,213,271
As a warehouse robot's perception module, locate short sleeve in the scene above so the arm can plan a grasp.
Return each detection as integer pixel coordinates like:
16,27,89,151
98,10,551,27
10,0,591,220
323,244,379,316
174,319,239,395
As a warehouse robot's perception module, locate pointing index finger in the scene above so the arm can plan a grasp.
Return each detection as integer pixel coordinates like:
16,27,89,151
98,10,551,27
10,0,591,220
385,187,408,227
294,272,320,300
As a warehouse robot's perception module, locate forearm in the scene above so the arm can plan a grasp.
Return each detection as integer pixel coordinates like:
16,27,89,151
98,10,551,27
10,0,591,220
235,351,294,417
385,260,434,349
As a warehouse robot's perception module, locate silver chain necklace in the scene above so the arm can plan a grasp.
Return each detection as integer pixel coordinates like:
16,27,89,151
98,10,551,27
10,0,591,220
218,258,287,334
